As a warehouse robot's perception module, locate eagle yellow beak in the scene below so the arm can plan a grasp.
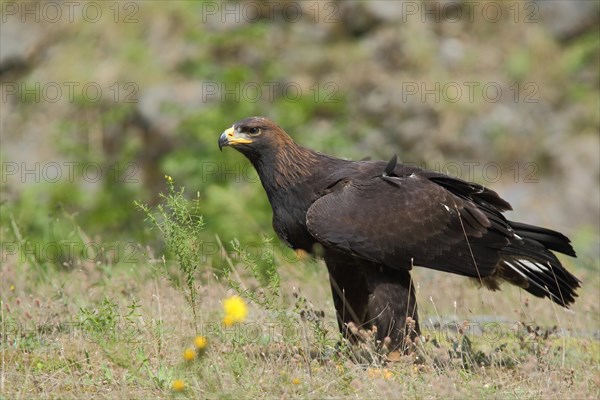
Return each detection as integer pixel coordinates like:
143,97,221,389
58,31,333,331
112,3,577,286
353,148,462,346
218,126,253,150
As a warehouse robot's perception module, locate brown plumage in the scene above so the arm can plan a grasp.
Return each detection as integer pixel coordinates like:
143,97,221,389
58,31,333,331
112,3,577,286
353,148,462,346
218,116,581,352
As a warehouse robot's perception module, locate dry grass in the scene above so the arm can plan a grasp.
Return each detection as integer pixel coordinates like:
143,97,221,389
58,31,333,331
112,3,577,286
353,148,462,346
1,251,599,399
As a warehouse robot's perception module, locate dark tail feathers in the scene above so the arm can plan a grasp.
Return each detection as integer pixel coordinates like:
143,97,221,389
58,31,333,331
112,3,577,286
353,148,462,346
508,220,576,257
500,221,580,307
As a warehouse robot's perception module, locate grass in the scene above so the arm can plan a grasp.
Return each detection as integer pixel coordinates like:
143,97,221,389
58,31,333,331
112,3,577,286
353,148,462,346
2,255,599,399
2,182,599,399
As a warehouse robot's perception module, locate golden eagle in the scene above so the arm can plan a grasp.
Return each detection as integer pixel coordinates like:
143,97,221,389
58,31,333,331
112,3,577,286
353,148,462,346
219,116,580,351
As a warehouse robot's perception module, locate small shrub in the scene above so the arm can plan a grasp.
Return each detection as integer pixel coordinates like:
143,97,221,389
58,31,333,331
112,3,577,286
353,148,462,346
136,176,205,328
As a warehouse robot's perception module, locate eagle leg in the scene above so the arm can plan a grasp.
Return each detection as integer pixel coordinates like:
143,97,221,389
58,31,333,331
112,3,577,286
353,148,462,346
326,261,371,346
325,250,420,354
366,268,420,353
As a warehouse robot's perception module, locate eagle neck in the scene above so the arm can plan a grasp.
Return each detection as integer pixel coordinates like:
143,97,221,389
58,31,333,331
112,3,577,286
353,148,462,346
252,142,321,199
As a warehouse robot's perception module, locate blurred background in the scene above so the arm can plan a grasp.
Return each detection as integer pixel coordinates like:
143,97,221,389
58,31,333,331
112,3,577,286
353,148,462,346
1,0,599,269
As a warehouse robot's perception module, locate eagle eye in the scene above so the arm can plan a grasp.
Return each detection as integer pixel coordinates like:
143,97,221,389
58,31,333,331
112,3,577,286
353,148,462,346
247,127,261,136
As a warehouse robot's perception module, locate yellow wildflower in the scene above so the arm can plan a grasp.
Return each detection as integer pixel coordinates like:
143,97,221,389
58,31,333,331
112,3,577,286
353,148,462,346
172,379,186,392
223,314,235,327
291,377,301,385
223,295,248,326
183,348,196,362
366,368,393,380
194,335,207,351
366,368,378,379
382,368,393,380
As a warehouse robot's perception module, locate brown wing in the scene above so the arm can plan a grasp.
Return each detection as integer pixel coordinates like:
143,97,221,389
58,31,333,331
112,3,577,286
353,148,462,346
306,172,512,278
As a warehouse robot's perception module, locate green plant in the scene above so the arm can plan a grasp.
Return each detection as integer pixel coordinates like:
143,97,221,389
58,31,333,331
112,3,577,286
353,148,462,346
135,176,205,329
220,235,281,312
77,297,120,336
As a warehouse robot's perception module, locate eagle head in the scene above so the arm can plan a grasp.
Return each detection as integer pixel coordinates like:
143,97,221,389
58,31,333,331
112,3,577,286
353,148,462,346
218,116,293,158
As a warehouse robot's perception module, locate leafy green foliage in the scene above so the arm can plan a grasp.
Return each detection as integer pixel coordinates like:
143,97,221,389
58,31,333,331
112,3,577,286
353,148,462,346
78,297,120,335
136,177,205,327
77,297,141,339
221,235,281,312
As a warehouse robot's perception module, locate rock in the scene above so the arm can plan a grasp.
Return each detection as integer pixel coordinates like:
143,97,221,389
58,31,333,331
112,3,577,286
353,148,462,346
363,0,407,22
439,38,465,68
537,0,600,41
0,17,47,76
